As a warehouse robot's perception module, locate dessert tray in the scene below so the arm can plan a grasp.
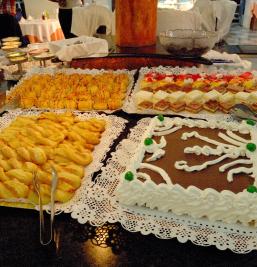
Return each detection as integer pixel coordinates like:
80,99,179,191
123,66,257,120
0,109,127,213
6,67,136,113
71,116,257,254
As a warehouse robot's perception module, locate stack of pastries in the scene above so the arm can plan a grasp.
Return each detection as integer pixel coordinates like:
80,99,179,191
0,112,106,204
135,71,257,113
7,72,130,110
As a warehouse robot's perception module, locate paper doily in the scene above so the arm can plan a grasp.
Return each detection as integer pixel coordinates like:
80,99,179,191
0,108,127,213
71,117,257,254
122,65,256,120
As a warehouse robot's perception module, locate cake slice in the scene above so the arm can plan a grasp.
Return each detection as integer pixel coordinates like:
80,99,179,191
219,92,235,113
185,90,204,113
152,91,170,111
168,91,186,112
227,78,244,93
209,80,227,94
235,92,250,105
249,91,257,111
203,90,221,112
134,91,153,109
243,79,257,93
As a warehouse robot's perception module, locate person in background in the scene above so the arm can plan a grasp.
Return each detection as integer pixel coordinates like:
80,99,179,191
49,0,84,39
0,0,23,40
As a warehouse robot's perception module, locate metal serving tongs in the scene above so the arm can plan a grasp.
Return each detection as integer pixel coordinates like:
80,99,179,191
33,167,59,246
230,104,257,122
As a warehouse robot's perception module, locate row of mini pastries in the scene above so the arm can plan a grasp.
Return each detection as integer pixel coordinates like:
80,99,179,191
140,77,257,94
19,97,123,110
134,90,257,113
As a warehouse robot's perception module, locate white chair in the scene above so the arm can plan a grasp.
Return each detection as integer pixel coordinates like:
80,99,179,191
23,0,58,19
71,4,112,37
157,8,202,34
192,0,236,40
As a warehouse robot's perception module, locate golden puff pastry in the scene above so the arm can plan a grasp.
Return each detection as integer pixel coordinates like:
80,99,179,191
7,72,130,111
0,112,106,205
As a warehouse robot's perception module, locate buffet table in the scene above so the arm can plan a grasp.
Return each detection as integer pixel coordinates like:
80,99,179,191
1,42,257,266
1,107,257,266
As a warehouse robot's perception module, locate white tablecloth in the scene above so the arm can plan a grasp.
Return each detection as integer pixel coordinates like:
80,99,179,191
71,4,112,37
243,0,257,28
19,19,64,43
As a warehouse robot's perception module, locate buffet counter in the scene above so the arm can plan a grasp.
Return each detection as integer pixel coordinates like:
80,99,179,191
1,40,257,267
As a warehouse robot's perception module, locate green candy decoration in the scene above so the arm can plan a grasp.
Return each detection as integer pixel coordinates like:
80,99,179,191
246,143,256,152
246,119,256,126
157,114,164,122
125,171,134,181
144,138,153,146
247,185,257,193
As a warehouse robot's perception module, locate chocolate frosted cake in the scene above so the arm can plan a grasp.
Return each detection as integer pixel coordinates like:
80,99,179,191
116,116,257,226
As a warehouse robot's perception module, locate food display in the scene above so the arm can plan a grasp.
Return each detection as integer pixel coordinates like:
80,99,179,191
7,72,130,110
0,112,106,204
116,115,257,226
134,71,257,113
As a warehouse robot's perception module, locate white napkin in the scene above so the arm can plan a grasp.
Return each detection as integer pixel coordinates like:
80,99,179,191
203,50,252,70
48,36,108,62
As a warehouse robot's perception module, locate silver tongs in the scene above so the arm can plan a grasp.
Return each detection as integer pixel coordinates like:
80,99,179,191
230,104,257,122
33,167,58,246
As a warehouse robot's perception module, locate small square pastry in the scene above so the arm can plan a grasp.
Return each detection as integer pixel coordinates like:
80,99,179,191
209,81,227,94
93,100,108,110
134,91,153,109
227,78,244,93
219,92,235,113
203,90,221,112
243,79,257,93
107,98,123,110
185,90,204,113
192,79,207,91
168,91,186,112
235,92,250,105
78,100,93,110
249,91,257,111
152,91,170,111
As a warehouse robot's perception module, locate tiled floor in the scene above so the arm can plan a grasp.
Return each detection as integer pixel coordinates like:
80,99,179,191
225,24,257,45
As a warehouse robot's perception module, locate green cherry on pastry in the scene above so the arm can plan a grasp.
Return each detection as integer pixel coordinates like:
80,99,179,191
144,138,153,146
246,143,256,152
247,185,257,193
246,119,256,126
157,114,164,122
125,171,134,181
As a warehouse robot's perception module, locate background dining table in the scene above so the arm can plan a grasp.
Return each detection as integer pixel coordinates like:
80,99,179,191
19,18,64,43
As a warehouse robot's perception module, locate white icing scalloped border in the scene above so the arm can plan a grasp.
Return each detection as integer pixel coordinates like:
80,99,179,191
116,116,257,226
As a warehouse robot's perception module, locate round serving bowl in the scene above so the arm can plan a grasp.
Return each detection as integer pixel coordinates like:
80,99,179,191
159,29,218,57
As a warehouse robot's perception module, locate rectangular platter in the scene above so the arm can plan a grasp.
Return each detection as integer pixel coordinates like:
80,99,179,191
122,66,257,119
6,67,136,113
0,109,127,211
